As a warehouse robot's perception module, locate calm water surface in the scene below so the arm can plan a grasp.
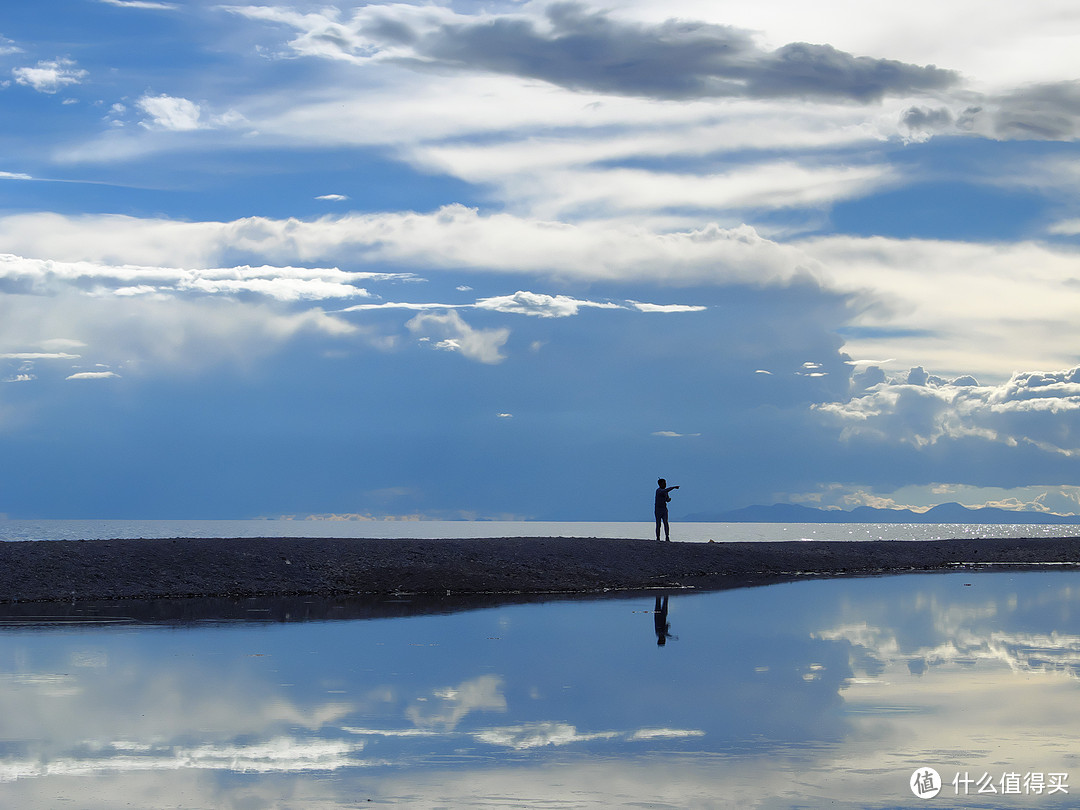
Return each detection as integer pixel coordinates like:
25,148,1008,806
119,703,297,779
4,518,1080,542
1,571,1079,808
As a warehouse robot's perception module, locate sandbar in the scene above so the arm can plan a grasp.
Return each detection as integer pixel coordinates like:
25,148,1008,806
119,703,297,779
1,535,1079,605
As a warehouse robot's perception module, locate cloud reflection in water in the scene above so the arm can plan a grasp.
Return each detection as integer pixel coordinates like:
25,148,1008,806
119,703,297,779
0,572,1078,807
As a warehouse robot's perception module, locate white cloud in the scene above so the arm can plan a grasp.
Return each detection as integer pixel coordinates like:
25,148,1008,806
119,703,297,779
0,209,807,289
0,352,80,361
136,94,203,131
135,94,245,132
315,194,348,202
471,722,703,750
2,212,1079,389
343,301,461,313
0,293,360,384
12,59,86,94
405,675,507,730
1048,218,1080,236
99,0,178,8
799,234,1080,381
488,161,896,221
406,310,509,365
653,430,702,438
474,291,620,318
630,728,707,740
0,252,383,303
344,292,707,319
629,301,706,313
221,4,463,65
66,371,120,380
474,722,619,750
818,365,1080,456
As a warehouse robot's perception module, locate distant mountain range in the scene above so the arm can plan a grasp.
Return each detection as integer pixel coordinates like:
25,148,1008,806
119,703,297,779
684,502,1080,524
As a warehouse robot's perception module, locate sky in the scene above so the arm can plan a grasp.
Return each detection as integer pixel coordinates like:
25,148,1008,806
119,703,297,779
2,0,1080,519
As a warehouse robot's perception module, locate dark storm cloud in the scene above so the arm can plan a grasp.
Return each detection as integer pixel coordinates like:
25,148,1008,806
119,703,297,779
905,81,1080,142
402,2,957,102
988,80,1080,140
902,105,953,130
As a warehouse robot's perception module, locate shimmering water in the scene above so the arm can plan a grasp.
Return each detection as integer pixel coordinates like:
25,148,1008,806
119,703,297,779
3,518,1080,542
1,571,1079,808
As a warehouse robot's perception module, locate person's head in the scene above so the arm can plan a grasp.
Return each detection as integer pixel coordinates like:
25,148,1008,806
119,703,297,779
658,478,666,488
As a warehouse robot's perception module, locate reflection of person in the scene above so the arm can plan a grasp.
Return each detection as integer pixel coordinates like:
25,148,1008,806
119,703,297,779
654,478,679,542
654,595,675,646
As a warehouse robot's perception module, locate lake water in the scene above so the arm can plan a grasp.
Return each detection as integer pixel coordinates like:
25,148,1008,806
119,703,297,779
1,570,1079,808
4,518,1080,542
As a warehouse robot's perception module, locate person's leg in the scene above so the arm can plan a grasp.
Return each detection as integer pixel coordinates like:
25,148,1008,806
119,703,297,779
655,513,662,541
662,513,670,541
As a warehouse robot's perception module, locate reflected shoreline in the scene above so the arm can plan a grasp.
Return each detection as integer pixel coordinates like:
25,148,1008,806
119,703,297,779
0,561,1077,627
0,590,658,628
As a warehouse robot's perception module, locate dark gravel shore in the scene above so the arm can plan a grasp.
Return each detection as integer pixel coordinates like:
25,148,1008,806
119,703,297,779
1,535,1080,604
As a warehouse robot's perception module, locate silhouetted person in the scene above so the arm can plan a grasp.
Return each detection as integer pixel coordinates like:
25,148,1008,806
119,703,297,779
654,595,676,645
654,478,679,541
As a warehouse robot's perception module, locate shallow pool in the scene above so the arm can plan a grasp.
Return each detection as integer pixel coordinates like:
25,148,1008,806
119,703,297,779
0,571,1078,808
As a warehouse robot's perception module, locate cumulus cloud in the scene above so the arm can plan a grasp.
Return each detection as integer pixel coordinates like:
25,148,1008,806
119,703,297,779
135,94,245,132
234,2,956,103
818,365,1080,455
12,58,87,93
137,94,203,130
406,310,510,364
785,482,1080,514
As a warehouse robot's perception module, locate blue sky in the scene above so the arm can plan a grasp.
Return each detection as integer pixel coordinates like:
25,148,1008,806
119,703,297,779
3,0,1080,519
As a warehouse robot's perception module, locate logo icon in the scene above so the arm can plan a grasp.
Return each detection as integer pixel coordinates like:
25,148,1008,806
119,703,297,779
911,767,942,799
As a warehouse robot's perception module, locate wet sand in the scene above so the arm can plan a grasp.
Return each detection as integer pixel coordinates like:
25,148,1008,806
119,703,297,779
1,535,1079,605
